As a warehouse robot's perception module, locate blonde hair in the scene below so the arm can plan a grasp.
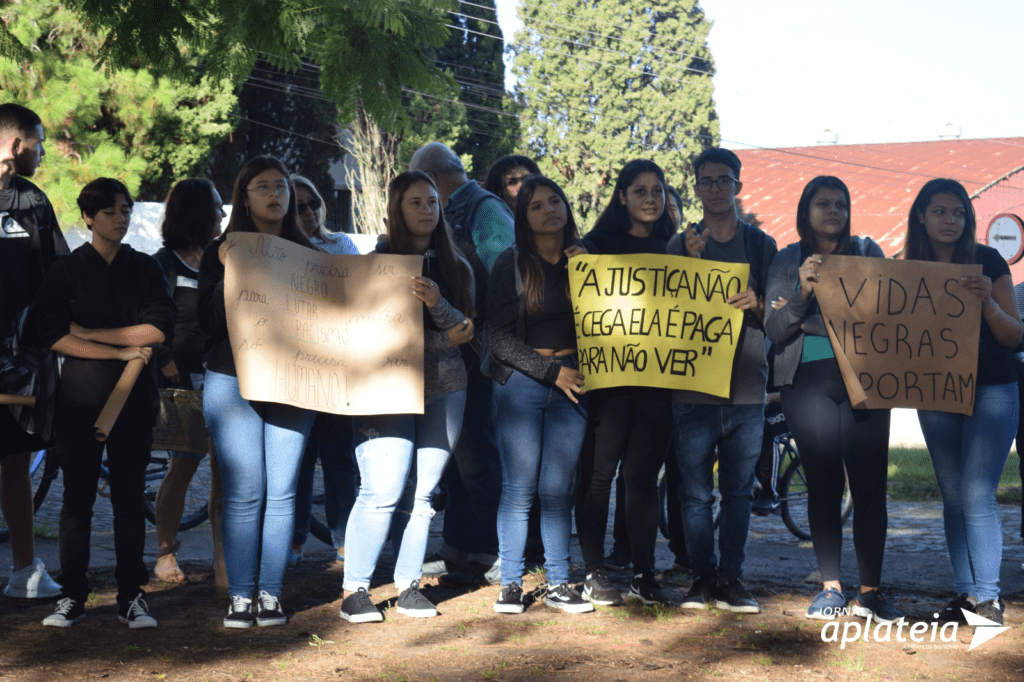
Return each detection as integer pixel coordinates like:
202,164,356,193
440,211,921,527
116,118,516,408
292,175,329,239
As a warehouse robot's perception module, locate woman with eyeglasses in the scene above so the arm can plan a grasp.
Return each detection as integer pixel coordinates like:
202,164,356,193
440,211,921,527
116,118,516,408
483,155,541,212
287,176,359,569
197,156,317,628
765,176,902,624
574,159,677,607
903,179,1022,627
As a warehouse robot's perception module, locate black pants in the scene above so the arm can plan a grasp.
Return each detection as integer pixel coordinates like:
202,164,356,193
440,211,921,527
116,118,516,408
781,359,890,586
1017,364,1024,541
56,408,152,601
575,386,671,574
611,445,689,568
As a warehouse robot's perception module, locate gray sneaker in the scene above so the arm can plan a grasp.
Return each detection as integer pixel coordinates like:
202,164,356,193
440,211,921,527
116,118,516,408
396,581,438,618
853,589,905,624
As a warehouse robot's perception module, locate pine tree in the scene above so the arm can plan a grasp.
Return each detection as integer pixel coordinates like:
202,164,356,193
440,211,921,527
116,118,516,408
513,0,719,226
0,1,235,232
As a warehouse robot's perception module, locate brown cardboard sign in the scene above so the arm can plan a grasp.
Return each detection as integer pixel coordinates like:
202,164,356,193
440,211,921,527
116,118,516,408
224,232,424,415
814,255,981,415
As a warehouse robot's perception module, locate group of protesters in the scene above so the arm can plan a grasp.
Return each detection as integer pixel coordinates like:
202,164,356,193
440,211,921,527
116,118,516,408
1,100,1020,634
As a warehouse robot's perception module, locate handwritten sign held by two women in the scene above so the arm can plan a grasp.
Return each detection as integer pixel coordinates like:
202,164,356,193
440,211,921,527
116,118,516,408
815,256,981,415
223,233,425,415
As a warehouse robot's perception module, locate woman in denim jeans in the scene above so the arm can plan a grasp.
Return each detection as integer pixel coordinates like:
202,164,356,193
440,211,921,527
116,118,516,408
339,171,476,623
487,175,592,615
904,179,1023,627
197,156,317,629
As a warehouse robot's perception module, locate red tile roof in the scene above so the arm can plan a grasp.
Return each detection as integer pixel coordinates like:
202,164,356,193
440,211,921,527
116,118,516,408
735,138,1024,267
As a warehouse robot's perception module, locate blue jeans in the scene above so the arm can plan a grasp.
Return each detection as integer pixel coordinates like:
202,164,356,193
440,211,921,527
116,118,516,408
918,381,1018,601
293,413,357,550
441,367,501,562
493,360,588,586
674,401,764,581
343,390,466,591
203,370,314,598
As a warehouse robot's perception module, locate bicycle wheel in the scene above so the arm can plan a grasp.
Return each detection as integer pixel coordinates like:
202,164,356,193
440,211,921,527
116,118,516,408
308,457,333,545
141,451,210,531
779,450,853,541
0,449,58,543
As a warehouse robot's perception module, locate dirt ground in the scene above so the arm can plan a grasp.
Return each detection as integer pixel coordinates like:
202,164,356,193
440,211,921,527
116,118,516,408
0,556,1021,682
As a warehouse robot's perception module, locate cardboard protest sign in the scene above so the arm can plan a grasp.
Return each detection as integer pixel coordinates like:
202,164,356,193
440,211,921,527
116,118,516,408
569,253,748,396
224,232,424,415
814,255,981,415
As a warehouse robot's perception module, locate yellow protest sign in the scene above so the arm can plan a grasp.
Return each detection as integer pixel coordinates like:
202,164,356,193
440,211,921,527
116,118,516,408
814,255,981,415
224,232,425,415
569,254,749,396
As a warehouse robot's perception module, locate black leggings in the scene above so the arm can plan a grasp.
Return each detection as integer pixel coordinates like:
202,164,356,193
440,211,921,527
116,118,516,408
575,386,671,573
781,358,890,586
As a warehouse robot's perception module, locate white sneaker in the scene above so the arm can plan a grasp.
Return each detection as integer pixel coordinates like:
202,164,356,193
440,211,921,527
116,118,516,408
5,558,62,599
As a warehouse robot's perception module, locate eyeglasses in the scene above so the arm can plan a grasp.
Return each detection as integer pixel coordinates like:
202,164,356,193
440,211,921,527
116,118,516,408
247,183,290,197
695,176,736,192
297,197,322,214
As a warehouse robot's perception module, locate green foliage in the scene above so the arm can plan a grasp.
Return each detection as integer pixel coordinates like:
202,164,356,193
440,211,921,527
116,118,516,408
62,0,455,130
0,0,235,233
513,0,719,227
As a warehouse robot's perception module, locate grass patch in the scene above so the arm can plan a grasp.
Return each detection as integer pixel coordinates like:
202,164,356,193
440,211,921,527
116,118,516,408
886,447,1021,503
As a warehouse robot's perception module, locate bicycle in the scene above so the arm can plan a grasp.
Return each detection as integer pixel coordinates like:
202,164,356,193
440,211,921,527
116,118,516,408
0,448,210,543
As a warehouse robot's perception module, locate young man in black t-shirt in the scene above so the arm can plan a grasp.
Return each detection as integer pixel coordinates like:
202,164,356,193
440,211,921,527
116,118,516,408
0,102,67,600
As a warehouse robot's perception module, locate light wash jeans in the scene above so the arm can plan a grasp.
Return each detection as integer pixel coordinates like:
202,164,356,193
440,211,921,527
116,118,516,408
918,381,1019,601
493,359,588,586
674,401,764,581
203,370,314,598
343,389,466,592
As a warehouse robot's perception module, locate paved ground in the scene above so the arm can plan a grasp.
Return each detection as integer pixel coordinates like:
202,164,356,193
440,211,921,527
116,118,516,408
4,451,1023,603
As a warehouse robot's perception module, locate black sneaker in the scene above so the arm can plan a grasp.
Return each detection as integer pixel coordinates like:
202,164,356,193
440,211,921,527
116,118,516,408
715,578,760,614
604,545,631,571
934,593,976,623
628,571,667,605
680,574,717,610
256,590,287,626
545,584,595,614
118,592,158,629
494,583,526,614
340,587,383,623
396,581,439,618
42,597,87,628
223,595,255,629
581,569,624,606
974,600,1004,627
852,589,904,624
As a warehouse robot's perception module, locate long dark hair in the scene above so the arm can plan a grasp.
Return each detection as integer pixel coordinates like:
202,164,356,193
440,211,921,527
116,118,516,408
483,154,541,208
386,171,475,318
162,179,221,251
225,155,312,248
513,175,579,314
591,159,674,239
796,176,852,256
904,178,977,264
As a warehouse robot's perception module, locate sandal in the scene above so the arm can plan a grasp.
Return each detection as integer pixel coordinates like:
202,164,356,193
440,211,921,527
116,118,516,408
155,541,186,583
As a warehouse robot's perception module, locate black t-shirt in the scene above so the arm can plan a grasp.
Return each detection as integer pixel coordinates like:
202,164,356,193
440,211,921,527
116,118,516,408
525,257,576,349
582,229,668,256
35,243,176,424
0,176,66,335
976,244,1015,386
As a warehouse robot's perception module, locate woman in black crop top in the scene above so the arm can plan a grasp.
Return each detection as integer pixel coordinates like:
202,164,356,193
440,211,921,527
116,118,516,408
904,179,1023,626
487,175,592,614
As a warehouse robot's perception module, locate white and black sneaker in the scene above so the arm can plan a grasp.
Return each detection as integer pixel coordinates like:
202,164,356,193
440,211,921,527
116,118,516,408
256,590,287,626
628,571,667,605
396,581,439,618
118,592,157,629
223,595,255,629
494,583,526,614
545,584,595,614
340,587,384,623
42,597,87,628
582,569,624,606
